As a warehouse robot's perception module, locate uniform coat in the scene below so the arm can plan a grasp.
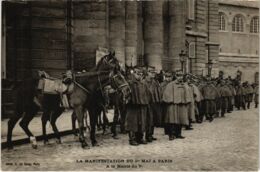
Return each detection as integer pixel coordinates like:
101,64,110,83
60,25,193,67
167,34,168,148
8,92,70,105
201,83,218,115
162,81,191,125
146,78,163,127
125,78,150,133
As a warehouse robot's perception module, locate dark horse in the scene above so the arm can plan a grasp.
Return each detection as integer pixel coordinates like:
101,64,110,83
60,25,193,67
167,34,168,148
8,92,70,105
6,53,130,149
6,71,65,149
68,54,131,148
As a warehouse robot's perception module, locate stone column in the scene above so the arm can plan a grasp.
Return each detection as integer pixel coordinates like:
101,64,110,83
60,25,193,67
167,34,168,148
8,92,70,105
143,1,164,70
168,0,186,71
109,1,126,66
125,1,138,67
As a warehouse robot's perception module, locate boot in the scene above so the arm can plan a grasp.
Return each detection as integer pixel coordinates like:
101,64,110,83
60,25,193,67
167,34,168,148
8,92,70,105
129,132,139,146
247,102,250,109
169,134,175,141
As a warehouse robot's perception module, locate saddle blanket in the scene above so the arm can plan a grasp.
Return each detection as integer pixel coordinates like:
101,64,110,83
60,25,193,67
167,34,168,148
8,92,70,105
38,78,67,94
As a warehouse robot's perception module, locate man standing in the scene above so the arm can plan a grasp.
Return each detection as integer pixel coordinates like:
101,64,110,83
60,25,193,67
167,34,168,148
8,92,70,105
163,73,192,140
161,72,174,137
145,67,162,142
125,67,150,146
235,81,246,110
254,83,259,108
243,82,254,109
201,77,218,122
218,80,230,117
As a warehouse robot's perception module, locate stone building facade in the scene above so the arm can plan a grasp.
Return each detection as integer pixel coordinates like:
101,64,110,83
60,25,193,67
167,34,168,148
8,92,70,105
218,0,259,82
1,0,259,118
1,0,220,81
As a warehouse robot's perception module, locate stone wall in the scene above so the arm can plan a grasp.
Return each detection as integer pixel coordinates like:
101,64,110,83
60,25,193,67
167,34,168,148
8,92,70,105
73,1,107,71
218,3,259,82
4,2,32,80
30,1,68,77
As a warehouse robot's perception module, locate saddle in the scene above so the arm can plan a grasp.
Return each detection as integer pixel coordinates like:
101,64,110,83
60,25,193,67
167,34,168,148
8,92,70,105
38,78,68,95
37,70,71,109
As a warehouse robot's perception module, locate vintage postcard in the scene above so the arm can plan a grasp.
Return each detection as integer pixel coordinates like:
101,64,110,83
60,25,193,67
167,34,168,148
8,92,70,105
1,0,259,171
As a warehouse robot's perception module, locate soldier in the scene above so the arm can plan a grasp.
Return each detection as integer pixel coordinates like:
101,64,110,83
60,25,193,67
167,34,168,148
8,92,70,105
197,78,207,123
243,82,254,109
201,76,218,122
188,76,203,124
253,83,259,108
217,80,230,117
235,81,246,110
186,76,196,130
161,72,174,136
163,72,192,140
125,67,150,146
145,67,162,142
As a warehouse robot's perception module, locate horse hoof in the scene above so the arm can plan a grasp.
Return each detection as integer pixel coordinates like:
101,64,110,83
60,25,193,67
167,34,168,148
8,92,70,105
92,141,100,147
112,135,119,140
32,144,38,149
82,142,90,149
30,137,38,149
7,145,14,150
56,139,62,144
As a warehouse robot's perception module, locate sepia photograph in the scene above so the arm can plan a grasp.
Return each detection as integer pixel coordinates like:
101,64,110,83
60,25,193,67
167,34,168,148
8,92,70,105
0,0,259,171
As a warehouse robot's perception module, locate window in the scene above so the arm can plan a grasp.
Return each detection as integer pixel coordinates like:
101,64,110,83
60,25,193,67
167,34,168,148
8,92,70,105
189,42,195,58
187,0,195,20
250,16,259,33
232,15,244,32
219,13,226,30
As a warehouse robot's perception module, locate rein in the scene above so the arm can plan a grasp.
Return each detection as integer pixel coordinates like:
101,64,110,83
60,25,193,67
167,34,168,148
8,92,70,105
73,80,90,94
72,71,112,95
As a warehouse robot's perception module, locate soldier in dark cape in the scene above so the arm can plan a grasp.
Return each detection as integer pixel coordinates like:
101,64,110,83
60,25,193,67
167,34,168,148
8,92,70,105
145,67,162,142
125,67,150,146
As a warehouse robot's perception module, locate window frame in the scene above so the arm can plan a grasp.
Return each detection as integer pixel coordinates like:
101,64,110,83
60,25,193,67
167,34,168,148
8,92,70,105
250,16,259,33
232,15,244,33
219,12,226,31
187,0,195,21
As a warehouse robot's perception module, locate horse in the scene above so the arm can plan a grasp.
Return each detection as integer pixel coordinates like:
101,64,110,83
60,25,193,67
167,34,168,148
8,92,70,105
6,71,66,149
68,54,131,148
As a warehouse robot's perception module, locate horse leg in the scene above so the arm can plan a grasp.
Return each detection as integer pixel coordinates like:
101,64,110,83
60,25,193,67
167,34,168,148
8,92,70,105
7,115,21,149
75,105,89,149
50,107,64,144
97,113,102,131
41,110,50,145
89,108,99,146
111,106,119,138
120,105,127,134
102,108,109,135
84,110,90,132
20,105,38,149
71,111,78,136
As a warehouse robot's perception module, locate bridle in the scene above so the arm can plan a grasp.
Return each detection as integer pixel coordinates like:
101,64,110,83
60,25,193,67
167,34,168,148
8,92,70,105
71,70,128,95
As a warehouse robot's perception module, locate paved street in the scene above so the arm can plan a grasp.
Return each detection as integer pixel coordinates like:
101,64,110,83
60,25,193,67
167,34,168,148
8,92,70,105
1,108,258,171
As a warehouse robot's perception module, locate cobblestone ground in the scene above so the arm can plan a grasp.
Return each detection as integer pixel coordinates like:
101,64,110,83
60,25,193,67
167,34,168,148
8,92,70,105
1,108,258,171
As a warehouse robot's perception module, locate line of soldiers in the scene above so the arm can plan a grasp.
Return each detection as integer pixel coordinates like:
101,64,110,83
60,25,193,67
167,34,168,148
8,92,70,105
123,66,258,146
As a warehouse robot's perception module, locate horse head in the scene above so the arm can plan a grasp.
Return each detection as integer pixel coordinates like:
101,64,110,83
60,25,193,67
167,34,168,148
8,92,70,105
95,53,131,103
